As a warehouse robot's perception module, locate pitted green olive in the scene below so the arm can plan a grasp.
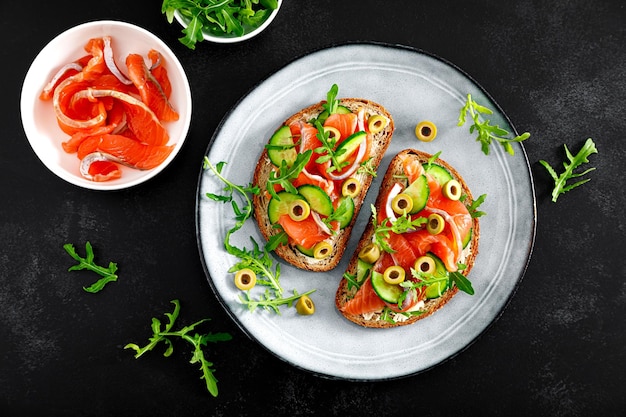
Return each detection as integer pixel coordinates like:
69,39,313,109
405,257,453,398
234,268,257,291
295,294,315,315
341,177,362,198
426,213,445,235
368,114,389,134
358,242,381,264
323,126,341,141
288,199,310,221
313,241,333,259
442,179,462,201
391,193,413,214
414,256,436,275
415,120,437,142
383,265,406,285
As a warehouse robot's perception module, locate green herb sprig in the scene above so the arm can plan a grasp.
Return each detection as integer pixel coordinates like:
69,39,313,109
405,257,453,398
124,299,232,397
63,242,118,293
322,83,339,115
266,150,312,200
458,94,530,156
539,138,598,202
239,288,316,313
162,0,278,49
313,120,348,173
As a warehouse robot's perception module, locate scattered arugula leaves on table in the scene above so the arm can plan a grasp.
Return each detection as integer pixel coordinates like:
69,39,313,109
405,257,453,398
63,242,118,293
539,138,598,202
124,299,232,397
458,93,530,156
161,0,279,49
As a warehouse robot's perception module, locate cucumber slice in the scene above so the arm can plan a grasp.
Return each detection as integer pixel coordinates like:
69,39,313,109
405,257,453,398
267,191,301,224
297,184,333,217
317,105,352,125
334,196,355,229
335,131,367,165
403,174,429,214
424,252,450,299
356,258,372,284
462,227,472,249
296,244,315,256
267,125,297,167
371,271,403,304
424,163,454,187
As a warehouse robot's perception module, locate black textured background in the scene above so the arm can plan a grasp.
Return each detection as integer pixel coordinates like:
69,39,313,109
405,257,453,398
2,1,625,416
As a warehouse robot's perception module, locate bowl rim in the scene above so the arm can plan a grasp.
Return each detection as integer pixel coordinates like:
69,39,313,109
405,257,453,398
20,19,192,191
173,0,282,44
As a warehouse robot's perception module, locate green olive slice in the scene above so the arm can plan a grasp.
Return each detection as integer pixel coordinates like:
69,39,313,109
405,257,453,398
295,294,315,315
368,114,388,134
323,126,341,141
341,177,361,198
442,179,462,201
415,120,437,142
358,242,381,264
391,193,413,215
234,268,257,291
313,241,333,259
383,265,405,284
288,199,310,221
414,256,436,275
426,213,445,235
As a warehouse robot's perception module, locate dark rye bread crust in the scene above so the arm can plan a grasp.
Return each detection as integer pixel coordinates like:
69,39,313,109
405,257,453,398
335,149,480,328
252,98,394,271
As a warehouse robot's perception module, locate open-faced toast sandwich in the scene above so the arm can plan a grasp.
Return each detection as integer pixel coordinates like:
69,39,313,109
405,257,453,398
335,149,480,328
252,85,394,272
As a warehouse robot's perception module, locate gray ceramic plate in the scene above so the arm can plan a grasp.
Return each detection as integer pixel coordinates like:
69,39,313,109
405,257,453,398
196,43,536,380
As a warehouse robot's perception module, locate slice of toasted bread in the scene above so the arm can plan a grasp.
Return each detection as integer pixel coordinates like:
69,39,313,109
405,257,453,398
252,98,394,272
335,149,480,328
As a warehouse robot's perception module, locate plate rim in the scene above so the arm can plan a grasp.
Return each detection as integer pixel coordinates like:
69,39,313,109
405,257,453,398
195,41,537,380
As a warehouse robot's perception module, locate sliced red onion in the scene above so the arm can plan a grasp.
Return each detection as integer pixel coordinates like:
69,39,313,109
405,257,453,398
427,206,463,264
302,168,334,196
384,183,403,221
41,62,82,97
311,211,332,236
103,36,133,85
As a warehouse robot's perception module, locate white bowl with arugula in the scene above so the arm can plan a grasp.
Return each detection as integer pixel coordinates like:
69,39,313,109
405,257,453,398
162,0,282,48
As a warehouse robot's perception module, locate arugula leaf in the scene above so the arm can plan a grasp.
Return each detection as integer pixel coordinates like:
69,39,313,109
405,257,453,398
322,84,339,115
458,94,530,156
63,242,118,293
539,138,598,202
450,271,475,295
356,157,377,177
313,120,348,173
161,0,278,49
266,150,312,200
124,300,232,397
466,193,487,218
239,288,316,314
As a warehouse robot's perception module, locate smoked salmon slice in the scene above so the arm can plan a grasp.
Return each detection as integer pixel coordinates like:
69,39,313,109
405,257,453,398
126,53,179,122
277,214,329,249
87,134,174,170
341,277,386,315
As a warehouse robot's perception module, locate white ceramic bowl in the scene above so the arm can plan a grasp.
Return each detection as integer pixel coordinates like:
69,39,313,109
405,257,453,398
174,0,282,44
20,20,192,190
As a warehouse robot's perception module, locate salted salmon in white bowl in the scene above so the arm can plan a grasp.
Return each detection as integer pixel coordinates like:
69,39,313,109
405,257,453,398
21,20,192,190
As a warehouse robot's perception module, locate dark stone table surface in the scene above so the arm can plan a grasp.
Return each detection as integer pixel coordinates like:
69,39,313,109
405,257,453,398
2,1,624,415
